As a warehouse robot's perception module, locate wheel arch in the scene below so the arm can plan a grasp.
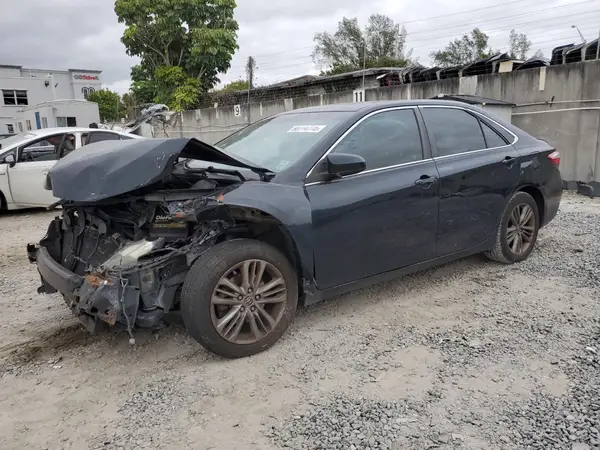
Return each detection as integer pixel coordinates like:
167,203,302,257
0,189,7,211
516,184,545,225
221,205,312,304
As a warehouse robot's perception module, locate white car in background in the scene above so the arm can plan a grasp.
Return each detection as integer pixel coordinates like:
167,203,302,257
0,127,143,211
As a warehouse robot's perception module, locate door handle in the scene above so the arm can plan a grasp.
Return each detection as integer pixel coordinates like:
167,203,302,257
502,156,517,167
415,175,437,188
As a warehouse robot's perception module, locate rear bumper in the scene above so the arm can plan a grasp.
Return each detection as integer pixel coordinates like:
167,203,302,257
542,188,562,227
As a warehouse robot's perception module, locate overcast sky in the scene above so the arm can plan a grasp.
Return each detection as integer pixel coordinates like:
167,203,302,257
1,0,598,94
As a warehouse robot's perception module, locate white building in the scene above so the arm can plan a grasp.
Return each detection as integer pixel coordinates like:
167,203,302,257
17,100,100,132
0,65,102,134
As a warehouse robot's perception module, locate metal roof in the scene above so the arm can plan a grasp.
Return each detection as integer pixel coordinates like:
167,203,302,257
431,94,516,106
280,99,493,115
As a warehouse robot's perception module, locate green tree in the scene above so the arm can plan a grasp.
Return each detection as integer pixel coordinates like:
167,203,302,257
221,79,249,91
121,92,137,119
508,29,532,60
130,64,155,105
88,89,123,122
313,14,409,75
114,0,238,109
430,28,493,67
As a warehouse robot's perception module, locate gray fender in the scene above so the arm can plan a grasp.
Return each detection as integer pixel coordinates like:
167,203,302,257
221,181,315,283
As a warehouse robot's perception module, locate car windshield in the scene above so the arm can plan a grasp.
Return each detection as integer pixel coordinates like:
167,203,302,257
0,132,36,149
210,112,349,172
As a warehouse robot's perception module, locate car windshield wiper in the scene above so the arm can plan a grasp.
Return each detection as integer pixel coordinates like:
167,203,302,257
250,167,276,182
182,161,247,183
205,166,247,182
182,159,275,182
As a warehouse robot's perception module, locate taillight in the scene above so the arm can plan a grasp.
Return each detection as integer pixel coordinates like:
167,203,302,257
548,151,560,167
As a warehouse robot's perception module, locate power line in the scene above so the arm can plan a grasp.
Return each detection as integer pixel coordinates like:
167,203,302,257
231,32,594,74
244,0,596,60
249,0,547,59
232,17,598,71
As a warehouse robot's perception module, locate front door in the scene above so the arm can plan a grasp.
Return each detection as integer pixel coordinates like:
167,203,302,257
420,106,521,256
8,133,72,206
306,107,440,290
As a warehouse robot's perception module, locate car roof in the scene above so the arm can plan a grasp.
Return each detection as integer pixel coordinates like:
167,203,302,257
279,99,481,115
28,127,133,136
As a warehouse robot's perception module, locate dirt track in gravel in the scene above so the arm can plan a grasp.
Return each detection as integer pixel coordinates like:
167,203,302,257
1,192,599,450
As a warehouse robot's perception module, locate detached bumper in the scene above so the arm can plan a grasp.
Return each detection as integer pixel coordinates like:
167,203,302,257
29,245,139,332
34,246,83,295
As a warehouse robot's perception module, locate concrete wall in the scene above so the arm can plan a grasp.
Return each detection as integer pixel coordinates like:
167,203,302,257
153,60,600,183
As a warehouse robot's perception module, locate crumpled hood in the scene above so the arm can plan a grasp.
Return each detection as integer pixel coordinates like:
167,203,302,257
48,137,265,202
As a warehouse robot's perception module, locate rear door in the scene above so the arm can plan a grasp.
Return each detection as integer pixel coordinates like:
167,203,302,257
419,106,521,256
306,107,440,289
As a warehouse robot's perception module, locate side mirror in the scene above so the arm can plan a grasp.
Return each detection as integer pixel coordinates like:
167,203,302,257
3,154,15,167
326,153,366,179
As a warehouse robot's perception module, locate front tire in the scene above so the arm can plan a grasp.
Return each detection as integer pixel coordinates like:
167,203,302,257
485,191,540,264
181,238,298,358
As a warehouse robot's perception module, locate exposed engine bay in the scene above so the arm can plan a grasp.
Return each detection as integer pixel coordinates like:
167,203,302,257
28,166,279,337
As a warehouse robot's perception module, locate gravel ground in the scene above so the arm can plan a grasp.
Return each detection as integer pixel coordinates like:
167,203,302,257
0,192,599,450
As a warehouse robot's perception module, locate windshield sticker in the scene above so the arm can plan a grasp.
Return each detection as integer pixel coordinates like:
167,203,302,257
275,160,292,171
287,125,326,133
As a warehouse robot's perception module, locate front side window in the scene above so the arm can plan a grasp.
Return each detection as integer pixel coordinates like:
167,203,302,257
214,112,350,172
18,135,64,162
332,109,423,170
421,108,486,157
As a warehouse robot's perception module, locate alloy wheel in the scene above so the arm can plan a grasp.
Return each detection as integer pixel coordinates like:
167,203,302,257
506,203,536,256
210,259,288,344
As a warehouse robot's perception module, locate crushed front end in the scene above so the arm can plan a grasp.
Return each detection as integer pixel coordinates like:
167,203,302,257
28,196,229,334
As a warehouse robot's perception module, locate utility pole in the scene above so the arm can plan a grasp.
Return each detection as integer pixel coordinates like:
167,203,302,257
596,28,600,60
362,39,367,91
246,56,256,124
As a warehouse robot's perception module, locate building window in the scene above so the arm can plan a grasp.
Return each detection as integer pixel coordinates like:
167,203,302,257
18,122,23,132
2,90,28,106
57,117,77,127
6,124,14,134
26,120,32,130
41,117,48,129
82,87,96,100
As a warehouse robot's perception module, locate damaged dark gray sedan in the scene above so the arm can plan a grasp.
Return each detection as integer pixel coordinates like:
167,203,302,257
28,100,562,358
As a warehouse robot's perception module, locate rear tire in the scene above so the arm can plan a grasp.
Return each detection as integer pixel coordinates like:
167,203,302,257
181,238,298,359
485,191,540,264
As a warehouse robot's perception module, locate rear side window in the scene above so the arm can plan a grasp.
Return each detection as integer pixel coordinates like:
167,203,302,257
332,109,423,170
421,108,485,157
481,121,508,148
87,132,120,144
